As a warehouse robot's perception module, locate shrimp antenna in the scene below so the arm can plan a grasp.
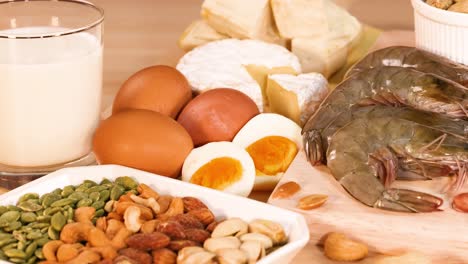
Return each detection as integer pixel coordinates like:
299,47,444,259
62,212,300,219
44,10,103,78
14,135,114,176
418,134,447,153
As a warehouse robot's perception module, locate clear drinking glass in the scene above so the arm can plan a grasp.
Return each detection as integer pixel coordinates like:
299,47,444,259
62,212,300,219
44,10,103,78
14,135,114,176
0,0,104,188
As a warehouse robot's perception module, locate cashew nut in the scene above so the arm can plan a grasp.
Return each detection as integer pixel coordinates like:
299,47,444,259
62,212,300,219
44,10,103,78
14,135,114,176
96,216,107,231
43,240,64,261
216,248,248,264
248,219,287,245
60,222,93,244
64,249,101,264
124,206,145,233
104,200,116,213
107,212,123,222
56,243,83,262
74,207,96,223
130,194,160,214
177,247,216,264
211,218,248,238
106,219,125,240
111,226,134,250
90,246,118,260
140,219,159,234
88,226,112,247
115,201,153,220
137,183,160,200
158,197,184,220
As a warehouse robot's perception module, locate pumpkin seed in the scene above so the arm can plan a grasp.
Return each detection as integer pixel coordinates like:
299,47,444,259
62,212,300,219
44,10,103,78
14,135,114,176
4,249,26,259
25,231,41,240
100,178,112,185
86,185,107,194
26,256,37,264
68,191,88,201
17,240,26,251
35,215,51,223
61,185,75,197
66,207,74,221
0,234,13,240
99,190,110,202
41,193,61,207
43,207,62,217
0,238,16,248
83,180,98,187
95,209,105,218
74,185,88,193
19,213,36,224
29,223,49,229
126,189,138,195
5,206,20,212
34,248,44,259
116,176,138,190
51,188,63,196
51,212,66,231
50,198,75,207
47,227,59,240
34,236,49,247
0,212,20,223
17,201,42,212
89,192,100,202
91,200,105,210
24,242,36,259
110,185,125,200
0,206,7,216
4,222,22,232
17,194,39,204
0,250,6,260
2,242,17,251
8,257,24,263
76,198,93,208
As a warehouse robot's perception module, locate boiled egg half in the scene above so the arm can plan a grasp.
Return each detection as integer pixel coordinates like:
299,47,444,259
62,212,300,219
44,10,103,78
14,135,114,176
181,141,256,197
233,113,302,191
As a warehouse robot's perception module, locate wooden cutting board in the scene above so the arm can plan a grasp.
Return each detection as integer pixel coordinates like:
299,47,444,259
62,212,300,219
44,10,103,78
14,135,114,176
268,151,468,263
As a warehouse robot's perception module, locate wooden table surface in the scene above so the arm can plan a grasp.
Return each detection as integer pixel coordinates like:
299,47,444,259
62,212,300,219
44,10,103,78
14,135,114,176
90,0,416,263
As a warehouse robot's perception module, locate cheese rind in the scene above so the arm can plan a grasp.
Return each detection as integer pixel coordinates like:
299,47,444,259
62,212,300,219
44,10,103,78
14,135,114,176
176,39,302,112
267,73,328,125
271,0,329,39
178,20,227,51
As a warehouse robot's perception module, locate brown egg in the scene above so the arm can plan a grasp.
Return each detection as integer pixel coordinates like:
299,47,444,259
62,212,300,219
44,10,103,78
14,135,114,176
112,65,192,118
93,109,193,178
177,88,260,146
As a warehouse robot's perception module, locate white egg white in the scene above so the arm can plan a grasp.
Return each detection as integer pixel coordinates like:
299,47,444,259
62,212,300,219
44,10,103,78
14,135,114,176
181,141,256,197
232,113,302,191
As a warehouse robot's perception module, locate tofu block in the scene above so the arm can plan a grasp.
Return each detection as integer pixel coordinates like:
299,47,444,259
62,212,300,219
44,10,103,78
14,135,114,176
178,20,227,51
271,0,329,39
267,73,328,125
244,65,298,110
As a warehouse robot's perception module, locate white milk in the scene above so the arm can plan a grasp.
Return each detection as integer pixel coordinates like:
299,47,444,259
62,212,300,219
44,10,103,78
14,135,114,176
0,27,102,167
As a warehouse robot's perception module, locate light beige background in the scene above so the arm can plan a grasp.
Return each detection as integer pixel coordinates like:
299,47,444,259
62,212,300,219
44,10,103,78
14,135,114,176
92,0,415,107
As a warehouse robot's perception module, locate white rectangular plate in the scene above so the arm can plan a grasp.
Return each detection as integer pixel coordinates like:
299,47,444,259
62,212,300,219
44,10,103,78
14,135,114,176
0,165,309,264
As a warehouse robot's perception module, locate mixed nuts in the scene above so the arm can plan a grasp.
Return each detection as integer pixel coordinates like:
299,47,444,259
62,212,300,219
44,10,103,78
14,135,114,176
0,177,288,263
425,0,468,13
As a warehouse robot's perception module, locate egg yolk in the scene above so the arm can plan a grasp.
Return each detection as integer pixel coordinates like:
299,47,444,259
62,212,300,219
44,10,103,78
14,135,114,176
246,136,298,176
190,157,243,190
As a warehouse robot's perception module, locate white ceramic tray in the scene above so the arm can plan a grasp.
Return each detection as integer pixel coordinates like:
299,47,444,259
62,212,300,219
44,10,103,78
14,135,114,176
0,165,309,264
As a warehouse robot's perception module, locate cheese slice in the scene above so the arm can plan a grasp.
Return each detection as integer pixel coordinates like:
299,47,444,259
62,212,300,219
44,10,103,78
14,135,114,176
271,0,329,39
176,39,302,112
267,73,328,125
291,1,361,78
244,65,297,111
178,20,227,51
201,0,286,46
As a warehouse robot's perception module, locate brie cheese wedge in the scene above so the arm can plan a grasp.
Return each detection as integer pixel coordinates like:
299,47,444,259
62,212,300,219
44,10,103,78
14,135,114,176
178,20,227,51
176,39,302,112
267,73,328,125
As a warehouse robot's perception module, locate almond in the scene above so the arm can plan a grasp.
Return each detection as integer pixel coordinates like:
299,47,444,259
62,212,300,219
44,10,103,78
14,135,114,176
187,208,215,226
324,232,368,261
182,197,208,212
156,221,186,240
168,240,200,252
271,181,301,199
152,248,177,264
453,193,468,213
125,232,170,251
206,220,221,233
185,228,211,243
297,194,328,210
170,214,204,230
119,248,152,264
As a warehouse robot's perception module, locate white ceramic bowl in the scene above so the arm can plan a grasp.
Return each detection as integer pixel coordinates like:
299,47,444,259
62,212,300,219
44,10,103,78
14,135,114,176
411,0,468,65
0,165,309,264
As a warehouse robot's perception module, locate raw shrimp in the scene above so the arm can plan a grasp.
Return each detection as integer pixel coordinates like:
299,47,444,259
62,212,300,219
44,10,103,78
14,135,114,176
327,117,467,213
347,46,468,87
302,66,468,165
303,105,468,165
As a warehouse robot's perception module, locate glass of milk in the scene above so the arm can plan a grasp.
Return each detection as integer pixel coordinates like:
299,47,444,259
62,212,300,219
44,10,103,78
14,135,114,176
0,0,104,187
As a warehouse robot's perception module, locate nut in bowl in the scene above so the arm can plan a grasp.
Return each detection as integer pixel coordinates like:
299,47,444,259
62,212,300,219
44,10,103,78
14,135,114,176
0,165,309,264
412,0,468,65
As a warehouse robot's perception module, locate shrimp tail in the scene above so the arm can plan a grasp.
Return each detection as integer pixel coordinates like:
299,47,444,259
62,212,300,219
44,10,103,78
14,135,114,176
303,129,324,165
375,189,444,213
